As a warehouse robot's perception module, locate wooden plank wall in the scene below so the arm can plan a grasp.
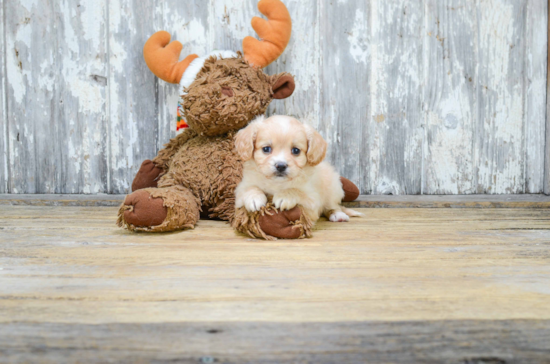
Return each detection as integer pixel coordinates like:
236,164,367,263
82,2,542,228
1,0,6,193
546,0,550,195
0,0,547,195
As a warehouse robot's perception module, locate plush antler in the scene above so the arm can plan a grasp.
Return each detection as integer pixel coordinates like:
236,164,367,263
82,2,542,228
243,0,292,68
143,31,199,84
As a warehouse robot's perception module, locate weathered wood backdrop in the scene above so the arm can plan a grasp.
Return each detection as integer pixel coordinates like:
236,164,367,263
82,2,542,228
0,0,548,195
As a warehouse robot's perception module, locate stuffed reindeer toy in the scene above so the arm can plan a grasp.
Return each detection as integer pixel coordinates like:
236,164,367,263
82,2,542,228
117,0,359,239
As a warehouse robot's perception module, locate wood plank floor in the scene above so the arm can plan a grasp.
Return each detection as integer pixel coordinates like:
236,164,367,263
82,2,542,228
1,205,549,363
2,193,550,208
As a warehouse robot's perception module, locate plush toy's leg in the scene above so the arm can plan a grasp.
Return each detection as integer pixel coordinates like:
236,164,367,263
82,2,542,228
131,160,164,192
117,186,200,232
232,203,313,240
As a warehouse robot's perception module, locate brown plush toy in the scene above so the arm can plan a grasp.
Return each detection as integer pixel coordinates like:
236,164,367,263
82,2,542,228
117,0,359,239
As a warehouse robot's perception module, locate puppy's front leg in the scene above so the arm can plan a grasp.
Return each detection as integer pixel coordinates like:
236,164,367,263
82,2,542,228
273,188,308,211
236,186,268,212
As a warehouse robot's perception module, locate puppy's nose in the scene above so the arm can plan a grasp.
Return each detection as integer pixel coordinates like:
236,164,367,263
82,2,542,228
275,162,288,172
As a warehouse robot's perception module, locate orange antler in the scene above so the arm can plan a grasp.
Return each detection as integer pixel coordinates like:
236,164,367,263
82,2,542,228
243,0,292,68
143,31,199,84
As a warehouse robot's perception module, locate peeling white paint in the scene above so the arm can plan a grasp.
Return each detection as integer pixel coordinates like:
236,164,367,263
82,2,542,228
8,18,33,105
175,18,208,58
80,0,105,51
69,77,104,114
476,0,526,193
68,141,80,175
348,9,369,64
19,0,39,12
0,0,7,193
426,89,474,194
210,0,258,50
524,0,547,193
376,176,401,195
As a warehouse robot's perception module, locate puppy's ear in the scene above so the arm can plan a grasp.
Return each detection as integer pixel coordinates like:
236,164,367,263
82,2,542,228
235,121,259,161
305,125,327,166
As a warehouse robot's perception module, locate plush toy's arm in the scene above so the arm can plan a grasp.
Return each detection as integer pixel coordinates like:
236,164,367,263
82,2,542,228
340,177,360,202
152,130,198,172
232,203,313,240
131,130,198,192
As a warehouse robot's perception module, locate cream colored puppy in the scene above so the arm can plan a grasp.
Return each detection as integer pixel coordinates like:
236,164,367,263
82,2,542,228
234,115,360,223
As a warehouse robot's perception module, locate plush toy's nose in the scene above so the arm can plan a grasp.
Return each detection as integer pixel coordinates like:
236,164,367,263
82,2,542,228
275,162,288,172
221,86,234,97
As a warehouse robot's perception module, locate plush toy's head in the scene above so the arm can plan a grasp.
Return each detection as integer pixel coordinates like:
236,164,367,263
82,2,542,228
143,0,295,137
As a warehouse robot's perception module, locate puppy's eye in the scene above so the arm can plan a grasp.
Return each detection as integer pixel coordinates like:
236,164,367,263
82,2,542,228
262,146,272,154
291,147,301,155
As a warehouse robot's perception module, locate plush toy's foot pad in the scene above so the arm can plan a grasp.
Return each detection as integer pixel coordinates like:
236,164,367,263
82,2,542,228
120,190,167,228
340,177,360,202
117,186,200,233
232,203,313,240
259,207,303,239
132,160,163,192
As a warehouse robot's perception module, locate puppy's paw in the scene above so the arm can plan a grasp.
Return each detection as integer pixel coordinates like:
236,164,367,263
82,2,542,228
329,211,350,222
273,192,299,211
244,194,267,212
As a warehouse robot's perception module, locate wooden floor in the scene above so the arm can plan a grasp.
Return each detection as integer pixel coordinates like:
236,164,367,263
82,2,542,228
1,203,550,363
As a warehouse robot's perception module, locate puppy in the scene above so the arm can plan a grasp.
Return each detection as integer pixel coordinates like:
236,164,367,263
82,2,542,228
234,115,360,224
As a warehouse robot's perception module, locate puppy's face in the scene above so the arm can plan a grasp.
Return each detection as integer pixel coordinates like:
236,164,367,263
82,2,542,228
253,117,308,180
235,116,327,180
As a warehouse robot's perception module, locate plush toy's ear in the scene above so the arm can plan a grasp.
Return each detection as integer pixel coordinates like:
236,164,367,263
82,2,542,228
235,120,260,161
272,74,295,99
304,124,327,166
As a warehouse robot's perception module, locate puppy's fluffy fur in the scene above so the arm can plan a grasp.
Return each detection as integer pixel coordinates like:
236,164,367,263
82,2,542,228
235,115,360,224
